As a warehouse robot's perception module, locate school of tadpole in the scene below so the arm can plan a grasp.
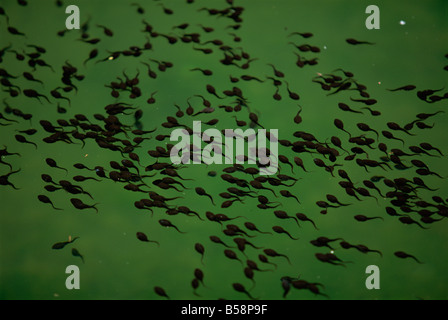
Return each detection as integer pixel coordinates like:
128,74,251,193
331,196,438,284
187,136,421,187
1,0,447,300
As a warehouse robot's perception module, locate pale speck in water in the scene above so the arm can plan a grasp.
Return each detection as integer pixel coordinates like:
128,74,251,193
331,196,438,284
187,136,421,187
400,20,406,25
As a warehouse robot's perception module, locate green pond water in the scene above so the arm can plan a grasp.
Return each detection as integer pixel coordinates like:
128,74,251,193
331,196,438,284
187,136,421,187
0,0,447,300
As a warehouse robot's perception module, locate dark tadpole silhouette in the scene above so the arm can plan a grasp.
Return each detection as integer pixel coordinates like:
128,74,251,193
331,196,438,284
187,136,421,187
194,268,207,288
206,84,223,99
73,175,101,183
399,216,428,229
210,235,233,248
195,187,215,205
394,251,423,264
289,31,313,38
346,38,374,45
310,237,342,250
191,68,213,76
70,198,98,213
285,81,300,100
387,85,416,92
0,169,21,189
420,142,444,156
353,244,383,257
354,215,383,222
281,277,292,299
296,213,318,230
264,248,291,265
244,267,256,290
52,236,80,250
315,253,348,267
195,243,205,264
15,134,37,149
154,286,170,299
293,106,303,124
72,248,84,264
250,180,276,196
279,190,300,204
244,222,271,235
159,219,186,234
382,130,405,146
83,49,98,66
23,72,43,85
97,24,114,37
274,210,300,227
258,254,277,269
334,119,351,138
249,113,265,129
46,158,68,173
232,283,258,300
136,232,160,246
272,226,299,240
224,249,244,266
0,146,20,169
293,157,308,172
338,102,362,114
17,129,37,136
191,278,200,297
38,195,62,210
23,89,50,103
326,194,350,206
8,26,26,37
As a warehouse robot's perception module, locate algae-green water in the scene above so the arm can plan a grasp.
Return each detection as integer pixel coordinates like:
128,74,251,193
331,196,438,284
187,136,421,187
0,0,447,300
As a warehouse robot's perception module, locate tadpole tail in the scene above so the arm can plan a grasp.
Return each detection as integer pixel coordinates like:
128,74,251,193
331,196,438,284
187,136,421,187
249,279,256,291
57,166,68,174
246,292,259,300
174,225,187,234
0,160,13,170
9,182,21,190
207,194,215,206
150,240,160,247
286,232,299,241
281,254,292,265
269,261,278,270
83,191,94,200
310,220,319,230
372,250,383,258
51,204,63,211
411,256,424,264
292,195,301,204
91,204,99,214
